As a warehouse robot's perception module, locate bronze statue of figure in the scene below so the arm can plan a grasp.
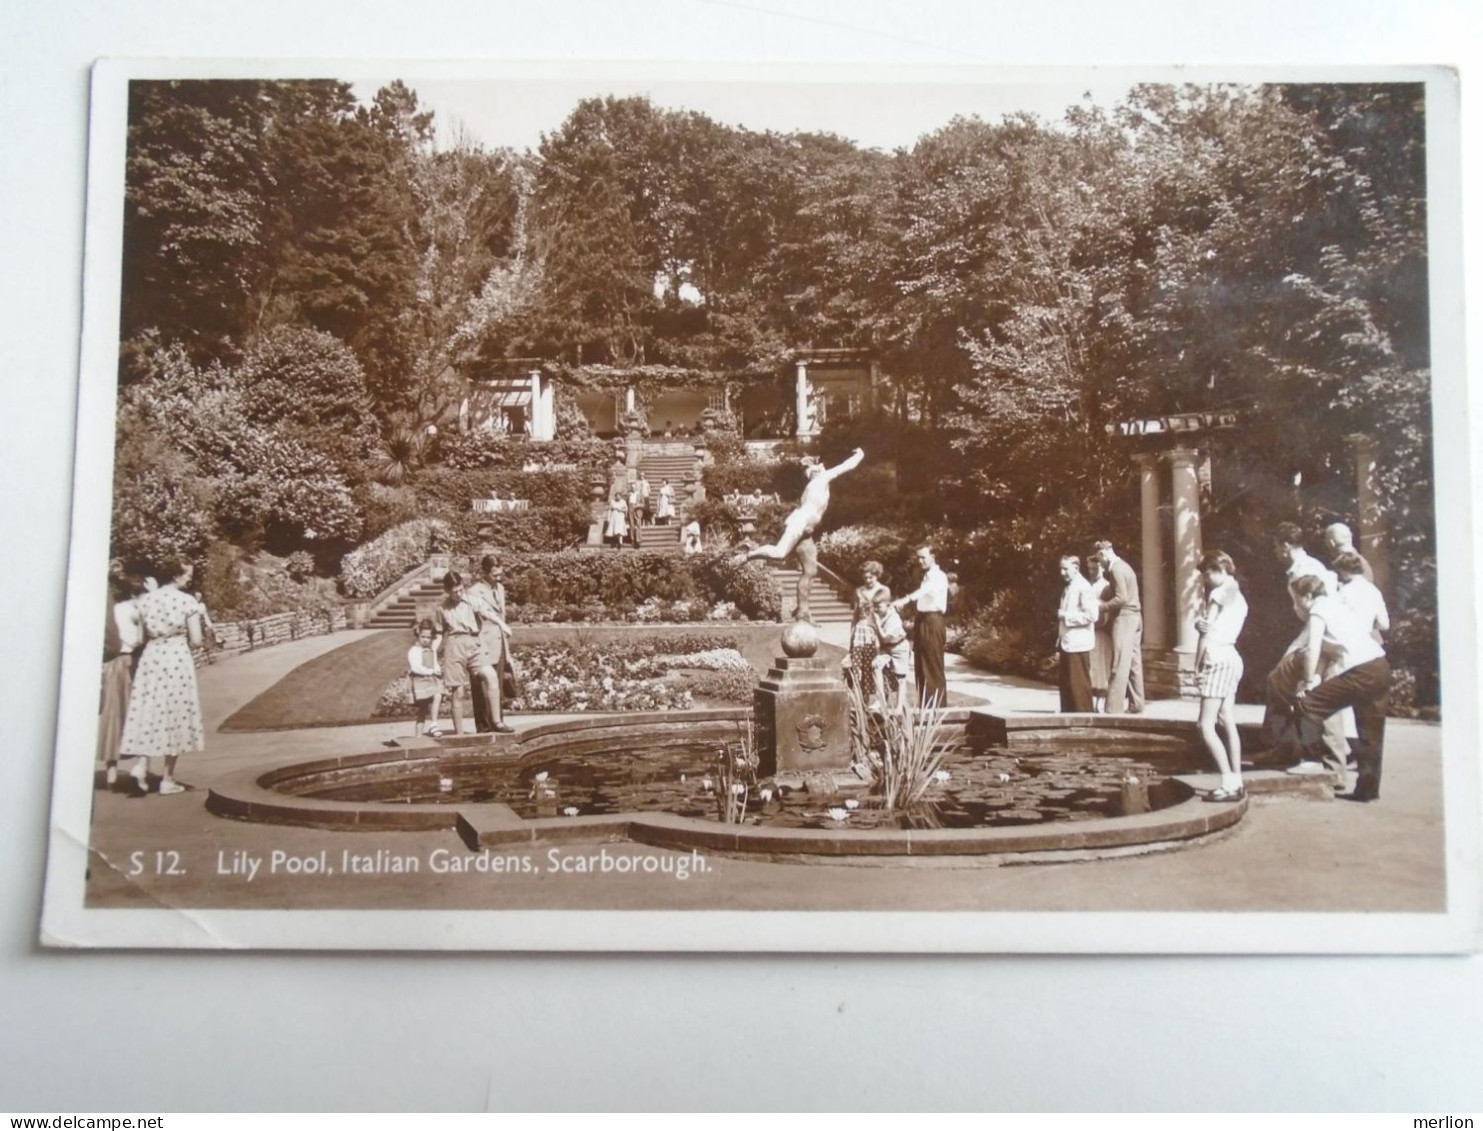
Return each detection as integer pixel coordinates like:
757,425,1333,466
736,447,864,623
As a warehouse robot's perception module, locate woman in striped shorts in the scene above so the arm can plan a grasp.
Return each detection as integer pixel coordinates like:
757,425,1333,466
1194,550,1249,801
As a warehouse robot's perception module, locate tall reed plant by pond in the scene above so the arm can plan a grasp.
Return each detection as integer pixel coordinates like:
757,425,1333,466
844,676,950,809
714,718,759,824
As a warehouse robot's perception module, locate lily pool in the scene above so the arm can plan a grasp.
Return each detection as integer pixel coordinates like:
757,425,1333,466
293,744,1184,830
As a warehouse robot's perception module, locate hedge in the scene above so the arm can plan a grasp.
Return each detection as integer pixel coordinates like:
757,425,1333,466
414,466,593,512
493,550,781,622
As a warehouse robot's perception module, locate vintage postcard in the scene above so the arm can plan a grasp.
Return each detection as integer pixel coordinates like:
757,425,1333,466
40,60,1479,951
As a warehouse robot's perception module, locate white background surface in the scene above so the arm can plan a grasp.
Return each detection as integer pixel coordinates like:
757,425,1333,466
3,0,1482,1112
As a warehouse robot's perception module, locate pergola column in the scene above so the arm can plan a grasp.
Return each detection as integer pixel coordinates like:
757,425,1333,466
794,361,811,437
1135,452,1168,649
1346,432,1388,591
1169,447,1205,655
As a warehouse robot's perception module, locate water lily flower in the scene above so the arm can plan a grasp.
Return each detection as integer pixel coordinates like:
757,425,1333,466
438,776,453,791
933,769,951,783
562,807,579,817
844,798,860,810
758,787,774,802
701,777,714,792
827,807,849,822
731,783,747,795
997,772,1011,783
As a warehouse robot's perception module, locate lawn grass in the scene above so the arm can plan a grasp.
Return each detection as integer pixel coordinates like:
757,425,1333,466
220,622,849,731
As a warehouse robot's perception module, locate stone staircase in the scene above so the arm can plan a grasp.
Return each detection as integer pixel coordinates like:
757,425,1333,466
637,451,698,494
365,579,444,628
771,567,855,624
638,523,681,551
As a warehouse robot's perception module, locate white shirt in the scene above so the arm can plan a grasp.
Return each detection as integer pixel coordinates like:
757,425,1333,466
1287,550,1338,597
1057,574,1097,653
1308,593,1386,674
1200,581,1248,649
407,644,441,677
1337,575,1389,643
114,599,143,652
905,565,949,614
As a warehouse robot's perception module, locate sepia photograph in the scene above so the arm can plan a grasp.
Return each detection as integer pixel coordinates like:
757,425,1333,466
39,60,1478,952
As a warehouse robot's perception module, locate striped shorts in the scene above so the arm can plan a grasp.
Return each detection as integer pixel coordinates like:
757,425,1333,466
1197,651,1244,699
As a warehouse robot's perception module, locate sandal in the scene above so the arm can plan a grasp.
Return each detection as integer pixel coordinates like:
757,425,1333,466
1204,787,1245,803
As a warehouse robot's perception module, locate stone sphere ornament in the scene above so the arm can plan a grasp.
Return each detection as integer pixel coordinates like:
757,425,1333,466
780,617,820,658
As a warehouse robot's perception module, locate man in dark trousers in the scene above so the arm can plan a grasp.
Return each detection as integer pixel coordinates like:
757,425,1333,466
893,545,950,708
1095,540,1145,714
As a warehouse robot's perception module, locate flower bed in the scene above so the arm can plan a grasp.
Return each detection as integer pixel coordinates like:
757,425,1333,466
372,633,758,717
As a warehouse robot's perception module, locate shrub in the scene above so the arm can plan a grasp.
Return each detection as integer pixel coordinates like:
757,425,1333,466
284,551,316,581
339,518,453,598
680,667,758,704
703,430,747,464
702,457,803,500
957,596,1057,683
199,544,342,620
415,466,590,511
438,430,515,470
497,551,780,622
354,483,423,542
235,326,378,476
117,340,362,555
817,524,918,592
110,432,216,575
446,506,592,555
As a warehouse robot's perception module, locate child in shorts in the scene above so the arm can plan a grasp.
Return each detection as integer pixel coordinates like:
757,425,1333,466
407,619,444,737
869,588,911,709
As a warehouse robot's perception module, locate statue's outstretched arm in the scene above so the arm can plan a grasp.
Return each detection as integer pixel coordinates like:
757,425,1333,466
823,447,865,483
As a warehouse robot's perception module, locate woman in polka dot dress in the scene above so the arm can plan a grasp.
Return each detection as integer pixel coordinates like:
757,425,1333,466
846,560,889,704
118,559,204,795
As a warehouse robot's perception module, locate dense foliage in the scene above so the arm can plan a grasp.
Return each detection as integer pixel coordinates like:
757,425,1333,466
116,78,1435,702
495,550,781,623
339,518,453,598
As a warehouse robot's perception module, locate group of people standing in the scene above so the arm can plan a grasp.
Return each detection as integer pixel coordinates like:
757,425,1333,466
409,555,518,738
1057,541,1145,717
97,560,207,796
1055,521,1391,804
843,545,952,711
604,473,676,548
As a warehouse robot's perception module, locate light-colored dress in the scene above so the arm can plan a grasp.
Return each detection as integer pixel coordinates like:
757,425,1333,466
606,496,630,540
656,484,675,522
1087,576,1113,694
97,596,142,764
407,643,442,701
118,586,204,760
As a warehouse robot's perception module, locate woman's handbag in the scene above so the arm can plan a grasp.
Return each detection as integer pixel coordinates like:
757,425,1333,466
500,654,521,700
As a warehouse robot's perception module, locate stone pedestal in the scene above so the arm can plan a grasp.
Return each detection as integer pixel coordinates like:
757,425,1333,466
754,657,852,776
